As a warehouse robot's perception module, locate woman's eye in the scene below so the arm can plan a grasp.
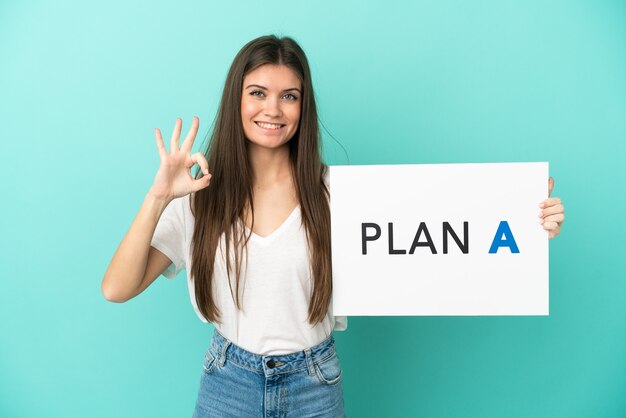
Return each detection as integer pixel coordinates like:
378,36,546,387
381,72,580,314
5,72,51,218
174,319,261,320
249,90,298,101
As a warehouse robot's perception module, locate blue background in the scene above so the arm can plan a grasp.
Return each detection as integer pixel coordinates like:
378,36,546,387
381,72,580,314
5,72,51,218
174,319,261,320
1,1,625,416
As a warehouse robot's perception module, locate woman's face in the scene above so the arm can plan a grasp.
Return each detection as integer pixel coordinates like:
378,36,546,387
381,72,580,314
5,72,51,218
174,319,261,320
241,64,302,150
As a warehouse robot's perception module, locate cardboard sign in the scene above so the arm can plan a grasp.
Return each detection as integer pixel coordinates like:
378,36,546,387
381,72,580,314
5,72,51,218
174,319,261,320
329,162,549,316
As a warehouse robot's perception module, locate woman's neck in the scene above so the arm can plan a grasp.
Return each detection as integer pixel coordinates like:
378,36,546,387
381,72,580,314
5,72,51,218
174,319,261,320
247,142,292,187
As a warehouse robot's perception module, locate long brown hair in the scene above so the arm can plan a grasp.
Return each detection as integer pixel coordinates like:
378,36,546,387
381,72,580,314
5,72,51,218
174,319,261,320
189,35,332,326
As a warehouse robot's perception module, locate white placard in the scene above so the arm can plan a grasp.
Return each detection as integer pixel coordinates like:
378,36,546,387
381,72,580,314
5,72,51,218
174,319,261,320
330,162,549,316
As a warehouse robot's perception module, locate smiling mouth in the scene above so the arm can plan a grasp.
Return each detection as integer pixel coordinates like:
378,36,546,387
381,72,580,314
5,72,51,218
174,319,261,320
255,121,285,130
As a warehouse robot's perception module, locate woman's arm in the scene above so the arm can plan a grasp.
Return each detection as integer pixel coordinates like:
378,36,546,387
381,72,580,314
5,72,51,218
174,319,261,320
101,116,211,302
101,192,174,302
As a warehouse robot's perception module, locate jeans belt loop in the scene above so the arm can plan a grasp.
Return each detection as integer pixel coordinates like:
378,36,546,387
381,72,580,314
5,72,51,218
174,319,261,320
219,340,230,366
304,347,315,376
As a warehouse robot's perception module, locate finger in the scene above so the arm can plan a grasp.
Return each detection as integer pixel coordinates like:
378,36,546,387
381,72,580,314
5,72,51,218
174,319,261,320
542,221,559,230
539,197,562,208
191,172,212,192
539,213,564,225
188,152,210,176
548,177,554,197
170,117,183,153
189,154,212,192
540,204,564,217
154,128,168,159
181,116,200,153
548,225,561,239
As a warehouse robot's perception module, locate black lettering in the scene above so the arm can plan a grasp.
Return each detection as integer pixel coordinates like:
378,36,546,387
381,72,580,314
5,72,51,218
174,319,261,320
443,221,469,254
361,223,381,255
408,222,437,254
388,222,407,254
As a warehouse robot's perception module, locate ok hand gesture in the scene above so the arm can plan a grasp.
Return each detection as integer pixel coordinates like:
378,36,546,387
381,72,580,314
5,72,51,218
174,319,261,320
149,116,212,202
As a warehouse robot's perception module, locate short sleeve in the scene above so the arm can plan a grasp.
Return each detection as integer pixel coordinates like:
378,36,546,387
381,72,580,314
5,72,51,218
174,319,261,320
333,316,348,331
150,196,187,279
329,289,348,331
326,168,345,330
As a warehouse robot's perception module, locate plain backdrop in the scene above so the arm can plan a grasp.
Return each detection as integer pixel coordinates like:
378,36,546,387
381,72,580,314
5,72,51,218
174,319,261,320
1,1,625,417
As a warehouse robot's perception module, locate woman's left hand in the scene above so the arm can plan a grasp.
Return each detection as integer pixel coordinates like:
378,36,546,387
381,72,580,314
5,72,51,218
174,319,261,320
539,177,565,239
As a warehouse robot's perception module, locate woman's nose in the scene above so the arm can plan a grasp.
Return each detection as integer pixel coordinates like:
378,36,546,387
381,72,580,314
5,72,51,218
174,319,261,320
263,96,282,117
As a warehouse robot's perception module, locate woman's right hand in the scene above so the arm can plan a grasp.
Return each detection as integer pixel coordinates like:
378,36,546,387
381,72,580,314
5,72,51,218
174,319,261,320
148,116,212,202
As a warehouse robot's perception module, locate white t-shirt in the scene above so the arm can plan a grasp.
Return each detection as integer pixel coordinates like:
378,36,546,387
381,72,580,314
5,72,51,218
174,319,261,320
150,191,348,355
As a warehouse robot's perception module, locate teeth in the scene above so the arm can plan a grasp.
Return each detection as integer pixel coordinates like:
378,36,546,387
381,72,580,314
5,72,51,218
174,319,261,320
256,122,283,129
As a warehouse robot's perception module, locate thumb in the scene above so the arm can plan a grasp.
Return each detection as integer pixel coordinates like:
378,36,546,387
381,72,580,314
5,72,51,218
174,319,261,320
548,176,554,197
190,172,212,193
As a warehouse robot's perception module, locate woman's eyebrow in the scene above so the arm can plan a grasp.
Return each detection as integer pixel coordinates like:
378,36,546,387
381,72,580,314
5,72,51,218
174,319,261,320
245,84,301,93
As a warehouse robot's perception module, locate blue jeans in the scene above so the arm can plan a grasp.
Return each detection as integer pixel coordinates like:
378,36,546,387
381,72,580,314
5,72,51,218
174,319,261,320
192,328,345,417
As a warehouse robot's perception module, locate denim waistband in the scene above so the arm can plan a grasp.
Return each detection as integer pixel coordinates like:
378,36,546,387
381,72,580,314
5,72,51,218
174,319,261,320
208,328,337,378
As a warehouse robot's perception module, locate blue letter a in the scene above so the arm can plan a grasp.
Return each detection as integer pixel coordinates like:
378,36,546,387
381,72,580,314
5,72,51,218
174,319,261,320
488,221,520,254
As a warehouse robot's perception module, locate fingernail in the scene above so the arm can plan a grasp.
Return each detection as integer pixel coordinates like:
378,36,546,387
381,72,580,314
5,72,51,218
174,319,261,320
539,202,545,208
539,219,544,224
203,168,208,175
539,210,543,217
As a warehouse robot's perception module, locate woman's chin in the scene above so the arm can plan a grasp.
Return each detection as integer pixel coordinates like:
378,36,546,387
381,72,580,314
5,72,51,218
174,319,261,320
245,137,292,151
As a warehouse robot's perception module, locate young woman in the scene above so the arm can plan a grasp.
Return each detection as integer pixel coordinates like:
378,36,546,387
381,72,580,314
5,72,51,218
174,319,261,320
101,35,565,417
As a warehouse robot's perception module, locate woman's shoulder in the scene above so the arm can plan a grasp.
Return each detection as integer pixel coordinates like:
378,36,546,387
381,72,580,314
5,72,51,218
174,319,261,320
170,192,192,219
